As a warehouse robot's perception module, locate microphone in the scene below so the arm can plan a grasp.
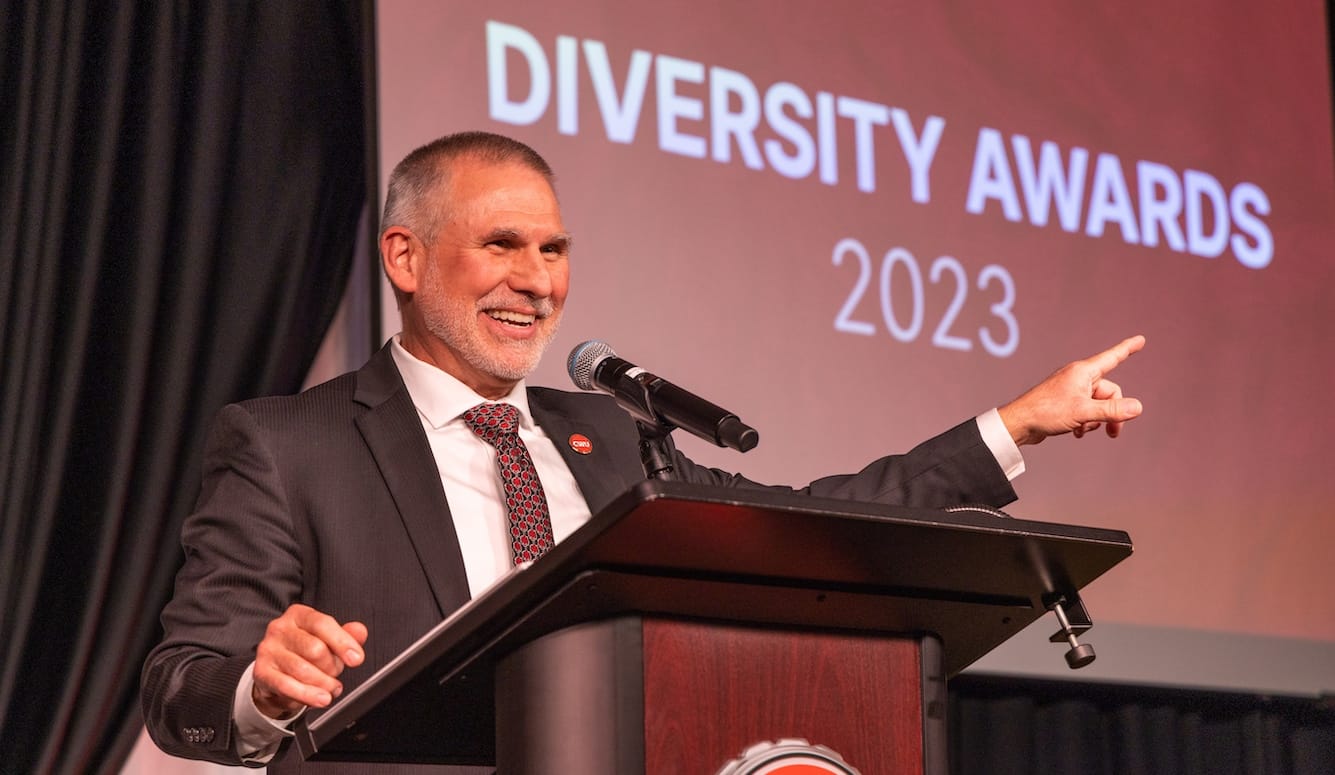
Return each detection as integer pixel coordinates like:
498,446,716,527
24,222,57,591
567,340,759,452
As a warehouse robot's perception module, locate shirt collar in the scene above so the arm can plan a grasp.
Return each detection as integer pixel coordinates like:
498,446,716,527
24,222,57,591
389,335,534,430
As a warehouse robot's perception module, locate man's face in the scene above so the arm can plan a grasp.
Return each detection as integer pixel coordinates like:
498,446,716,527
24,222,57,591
408,157,570,398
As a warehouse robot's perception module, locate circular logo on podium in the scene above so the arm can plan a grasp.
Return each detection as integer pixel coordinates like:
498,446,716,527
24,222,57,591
715,739,862,775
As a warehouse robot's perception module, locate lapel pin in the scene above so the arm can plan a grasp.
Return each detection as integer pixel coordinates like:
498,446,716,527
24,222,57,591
568,433,593,455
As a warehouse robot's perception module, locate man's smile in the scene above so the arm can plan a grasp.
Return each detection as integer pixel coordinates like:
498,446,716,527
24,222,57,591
485,309,538,327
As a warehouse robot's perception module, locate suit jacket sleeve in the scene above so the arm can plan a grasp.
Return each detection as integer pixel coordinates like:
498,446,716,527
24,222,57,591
668,418,1017,510
141,402,304,765
534,388,1014,512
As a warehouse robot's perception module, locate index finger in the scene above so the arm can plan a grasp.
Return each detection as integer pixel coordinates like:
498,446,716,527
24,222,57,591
1085,335,1145,378
292,606,366,667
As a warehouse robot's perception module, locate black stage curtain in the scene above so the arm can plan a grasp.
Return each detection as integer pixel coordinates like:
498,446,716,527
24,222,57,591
0,2,369,773
951,674,1335,775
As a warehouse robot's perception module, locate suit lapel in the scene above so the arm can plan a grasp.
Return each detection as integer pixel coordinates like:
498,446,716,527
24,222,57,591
353,345,472,616
530,389,646,516
347,347,644,613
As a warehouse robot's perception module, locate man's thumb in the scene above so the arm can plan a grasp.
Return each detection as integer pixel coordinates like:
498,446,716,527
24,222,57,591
1105,397,1143,421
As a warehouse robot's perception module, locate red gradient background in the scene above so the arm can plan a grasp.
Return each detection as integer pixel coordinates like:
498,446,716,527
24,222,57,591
375,1,1335,645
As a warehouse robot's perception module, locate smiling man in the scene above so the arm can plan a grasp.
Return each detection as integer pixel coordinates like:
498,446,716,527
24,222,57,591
382,141,571,398
141,131,1144,774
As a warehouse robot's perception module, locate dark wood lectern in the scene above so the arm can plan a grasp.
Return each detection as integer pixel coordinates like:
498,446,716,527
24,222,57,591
293,480,1132,774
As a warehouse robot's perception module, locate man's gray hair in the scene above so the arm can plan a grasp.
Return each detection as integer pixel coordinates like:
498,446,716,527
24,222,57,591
380,131,555,245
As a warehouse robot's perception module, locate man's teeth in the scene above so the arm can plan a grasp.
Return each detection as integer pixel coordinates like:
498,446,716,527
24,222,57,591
487,310,536,326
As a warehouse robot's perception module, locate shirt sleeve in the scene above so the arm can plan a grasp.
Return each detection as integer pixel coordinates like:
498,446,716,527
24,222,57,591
975,408,1025,481
232,661,303,763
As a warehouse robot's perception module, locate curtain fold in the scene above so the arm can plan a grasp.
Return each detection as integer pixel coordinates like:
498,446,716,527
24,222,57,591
0,2,369,772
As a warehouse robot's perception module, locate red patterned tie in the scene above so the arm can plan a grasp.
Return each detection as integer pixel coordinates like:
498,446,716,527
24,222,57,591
462,403,555,565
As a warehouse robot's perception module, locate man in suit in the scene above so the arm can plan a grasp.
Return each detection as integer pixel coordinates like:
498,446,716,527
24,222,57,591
141,131,1144,772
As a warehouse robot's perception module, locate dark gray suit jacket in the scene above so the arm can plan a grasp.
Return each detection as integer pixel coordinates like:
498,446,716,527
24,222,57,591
141,343,1016,773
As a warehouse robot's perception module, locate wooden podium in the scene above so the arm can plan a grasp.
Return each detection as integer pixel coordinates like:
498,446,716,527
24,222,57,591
294,480,1132,774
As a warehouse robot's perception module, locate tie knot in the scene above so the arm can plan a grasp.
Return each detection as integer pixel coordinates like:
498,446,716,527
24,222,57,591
462,403,521,446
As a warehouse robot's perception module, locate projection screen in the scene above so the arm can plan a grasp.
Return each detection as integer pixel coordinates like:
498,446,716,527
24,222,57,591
373,1,1335,695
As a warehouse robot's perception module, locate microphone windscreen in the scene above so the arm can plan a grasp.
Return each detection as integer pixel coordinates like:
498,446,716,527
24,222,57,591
567,340,616,390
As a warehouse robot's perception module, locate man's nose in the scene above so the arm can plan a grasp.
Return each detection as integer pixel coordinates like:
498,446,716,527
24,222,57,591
507,245,554,298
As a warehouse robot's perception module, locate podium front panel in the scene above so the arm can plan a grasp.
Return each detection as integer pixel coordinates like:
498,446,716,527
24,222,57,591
494,616,945,775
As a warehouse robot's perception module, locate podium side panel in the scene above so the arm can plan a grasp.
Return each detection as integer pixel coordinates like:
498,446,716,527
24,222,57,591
495,617,647,774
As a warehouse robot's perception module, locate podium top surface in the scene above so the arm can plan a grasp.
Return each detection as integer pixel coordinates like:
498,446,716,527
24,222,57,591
297,480,1132,763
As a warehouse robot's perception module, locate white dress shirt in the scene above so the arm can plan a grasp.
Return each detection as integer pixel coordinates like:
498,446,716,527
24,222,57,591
388,337,593,597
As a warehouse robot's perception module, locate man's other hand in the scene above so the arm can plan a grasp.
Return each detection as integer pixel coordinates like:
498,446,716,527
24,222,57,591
251,604,368,719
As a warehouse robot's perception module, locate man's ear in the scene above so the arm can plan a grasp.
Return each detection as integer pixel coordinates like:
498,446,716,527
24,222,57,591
381,226,421,295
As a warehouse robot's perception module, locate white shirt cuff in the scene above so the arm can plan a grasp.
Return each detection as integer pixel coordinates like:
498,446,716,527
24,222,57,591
976,408,1025,481
233,661,303,763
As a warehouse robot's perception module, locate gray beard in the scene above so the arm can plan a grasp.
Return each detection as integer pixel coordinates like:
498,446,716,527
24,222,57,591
418,267,560,383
